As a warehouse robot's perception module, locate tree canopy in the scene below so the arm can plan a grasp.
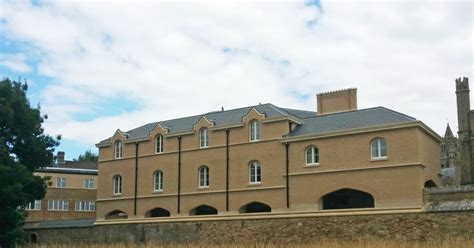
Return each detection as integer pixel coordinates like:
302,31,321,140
0,78,60,247
74,149,98,162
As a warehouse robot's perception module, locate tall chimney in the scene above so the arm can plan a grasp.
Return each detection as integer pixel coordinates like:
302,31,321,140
57,151,65,165
317,88,357,115
456,77,473,185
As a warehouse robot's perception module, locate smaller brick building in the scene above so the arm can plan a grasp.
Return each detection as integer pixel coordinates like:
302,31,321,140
25,152,98,222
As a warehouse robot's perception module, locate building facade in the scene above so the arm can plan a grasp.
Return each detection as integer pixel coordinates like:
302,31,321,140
25,152,98,222
455,77,474,185
95,88,441,222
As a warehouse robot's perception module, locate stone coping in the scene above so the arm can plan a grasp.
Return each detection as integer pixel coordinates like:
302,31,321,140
94,207,423,226
424,185,474,194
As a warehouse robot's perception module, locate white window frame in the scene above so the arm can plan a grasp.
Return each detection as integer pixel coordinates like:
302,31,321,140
75,201,96,212
155,134,164,154
250,120,260,142
198,166,209,188
47,200,69,211
249,161,261,184
199,128,208,148
371,138,387,159
26,200,41,210
84,178,95,189
113,175,122,195
115,141,122,159
305,146,319,165
56,177,66,188
154,171,163,192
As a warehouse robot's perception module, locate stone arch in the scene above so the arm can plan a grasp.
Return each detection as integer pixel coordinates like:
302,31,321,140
145,207,171,218
424,180,437,188
190,204,218,216
30,233,38,243
239,202,271,213
105,209,128,220
320,188,375,210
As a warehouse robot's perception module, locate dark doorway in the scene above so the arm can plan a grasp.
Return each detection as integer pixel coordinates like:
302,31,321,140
424,180,437,188
30,233,37,243
105,210,128,220
321,188,375,210
146,207,171,218
190,205,218,215
240,202,272,213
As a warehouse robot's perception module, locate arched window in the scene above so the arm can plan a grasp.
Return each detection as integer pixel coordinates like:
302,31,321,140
190,205,218,215
305,146,319,165
113,175,122,195
321,188,375,210
239,202,271,213
199,128,208,148
198,166,209,188
155,135,163,154
370,138,387,159
250,120,259,141
114,141,122,159
154,171,163,192
105,210,128,220
145,207,170,218
249,161,261,184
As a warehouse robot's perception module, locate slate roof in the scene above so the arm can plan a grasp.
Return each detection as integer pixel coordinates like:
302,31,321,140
287,107,415,137
23,218,95,230
97,104,417,145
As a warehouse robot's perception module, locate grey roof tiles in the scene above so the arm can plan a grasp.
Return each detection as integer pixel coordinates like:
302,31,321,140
98,104,416,145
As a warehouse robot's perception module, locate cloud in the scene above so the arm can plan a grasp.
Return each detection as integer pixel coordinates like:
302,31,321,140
0,53,31,73
0,0,472,147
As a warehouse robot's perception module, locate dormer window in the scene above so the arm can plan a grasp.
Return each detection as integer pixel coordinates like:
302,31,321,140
114,141,122,159
370,138,387,159
199,128,208,148
155,135,164,154
250,120,259,142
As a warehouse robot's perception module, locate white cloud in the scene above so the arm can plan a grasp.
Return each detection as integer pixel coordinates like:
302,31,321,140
0,53,31,73
0,0,472,146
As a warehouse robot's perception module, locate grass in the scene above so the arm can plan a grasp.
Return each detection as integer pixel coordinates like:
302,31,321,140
24,238,474,248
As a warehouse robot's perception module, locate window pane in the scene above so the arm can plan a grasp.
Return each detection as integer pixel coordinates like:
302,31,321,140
314,148,319,163
306,148,313,164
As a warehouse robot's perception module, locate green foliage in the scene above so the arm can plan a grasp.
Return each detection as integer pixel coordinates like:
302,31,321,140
74,149,98,162
0,78,60,247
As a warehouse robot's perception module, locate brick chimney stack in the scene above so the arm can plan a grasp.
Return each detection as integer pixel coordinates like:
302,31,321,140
317,88,357,115
57,151,65,165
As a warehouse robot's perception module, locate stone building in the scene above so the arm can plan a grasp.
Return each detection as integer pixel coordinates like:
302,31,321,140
25,152,98,222
440,124,460,185
95,88,441,222
455,77,474,185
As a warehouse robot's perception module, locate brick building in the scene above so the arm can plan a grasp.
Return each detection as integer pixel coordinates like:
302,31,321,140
25,152,98,222
95,88,441,222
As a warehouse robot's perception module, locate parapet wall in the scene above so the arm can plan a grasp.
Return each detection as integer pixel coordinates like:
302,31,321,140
24,186,474,244
424,185,474,211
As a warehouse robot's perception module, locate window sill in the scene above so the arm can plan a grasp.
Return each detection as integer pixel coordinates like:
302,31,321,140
155,152,163,155
304,163,320,167
112,194,122,197
152,190,163,194
369,157,388,162
197,186,209,190
250,139,260,143
248,182,262,186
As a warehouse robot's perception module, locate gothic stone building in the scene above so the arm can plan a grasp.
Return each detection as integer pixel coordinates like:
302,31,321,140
95,88,441,222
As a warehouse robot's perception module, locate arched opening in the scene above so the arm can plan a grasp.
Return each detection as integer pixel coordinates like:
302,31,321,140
190,205,218,216
321,188,375,210
105,210,128,220
239,202,271,213
145,207,171,218
424,180,437,188
30,233,37,243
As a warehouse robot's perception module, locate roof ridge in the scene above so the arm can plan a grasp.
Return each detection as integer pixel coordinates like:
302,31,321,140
300,106,414,120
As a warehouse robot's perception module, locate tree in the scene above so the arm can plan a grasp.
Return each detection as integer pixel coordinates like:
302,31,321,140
74,149,98,162
0,78,60,247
